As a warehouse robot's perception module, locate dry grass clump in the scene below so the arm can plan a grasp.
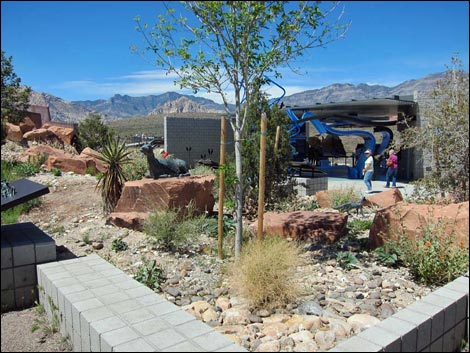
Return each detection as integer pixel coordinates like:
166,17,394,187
228,236,304,310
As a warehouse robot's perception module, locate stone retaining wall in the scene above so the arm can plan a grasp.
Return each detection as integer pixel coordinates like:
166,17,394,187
37,254,246,352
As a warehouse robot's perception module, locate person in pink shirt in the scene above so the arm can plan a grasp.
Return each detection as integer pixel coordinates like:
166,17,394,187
385,149,398,188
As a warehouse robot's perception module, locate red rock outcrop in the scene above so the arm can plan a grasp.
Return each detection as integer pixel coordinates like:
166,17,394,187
42,124,76,145
19,145,106,175
107,175,216,230
250,211,348,243
364,188,404,208
369,201,469,249
23,128,59,143
19,117,36,135
5,122,23,142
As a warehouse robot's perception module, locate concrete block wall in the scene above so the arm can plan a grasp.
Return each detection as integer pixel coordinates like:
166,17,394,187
1,222,56,312
37,254,247,352
165,116,234,168
329,273,469,352
294,176,328,196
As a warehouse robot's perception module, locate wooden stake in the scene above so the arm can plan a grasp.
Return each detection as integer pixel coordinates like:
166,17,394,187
257,113,267,241
274,125,281,156
217,116,226,259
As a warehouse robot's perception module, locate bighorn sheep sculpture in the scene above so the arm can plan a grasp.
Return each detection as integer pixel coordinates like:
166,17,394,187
140,140,189,179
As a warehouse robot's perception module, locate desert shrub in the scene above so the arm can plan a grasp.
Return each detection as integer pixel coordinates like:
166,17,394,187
111,238,128,252
85,166,96,176
336,251,358,270
190,164,215,176
133,258,165,290
348,218,373,234
77,114,113,151
144,205,214,252
122,149,148,181
372,245,400,267
272,194,319,212
392,221,469,285
51,168,62,177
329,187,361,208
228,236,303,310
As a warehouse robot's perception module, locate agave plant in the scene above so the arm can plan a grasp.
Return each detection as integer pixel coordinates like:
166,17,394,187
95,136,132,214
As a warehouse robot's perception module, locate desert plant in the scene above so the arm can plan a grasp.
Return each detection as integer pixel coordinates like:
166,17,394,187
144,205,212,252
228,236,303,310
85,166,96,176
372,245,400,267
190,164,215,176
336,251,358,270
51,168,62,177
392,221,469,285
77,114,113,151
122,149,148,181
111,238,128,252
133,258,165,290
329,187,361,208
95,136,132,214
348,218,373,234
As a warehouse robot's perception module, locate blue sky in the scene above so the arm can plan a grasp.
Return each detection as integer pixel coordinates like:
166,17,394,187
1,1,469,104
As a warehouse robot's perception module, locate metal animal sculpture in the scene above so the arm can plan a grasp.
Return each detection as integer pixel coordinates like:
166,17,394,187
333,196,366,216
140,140,189,179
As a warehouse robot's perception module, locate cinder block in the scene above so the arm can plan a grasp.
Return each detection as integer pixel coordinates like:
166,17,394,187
442,328,458,352
15,285,37,309
407,299,445,342
429,336,443,352
96,291,131,306
123,304,156,323
376,316,417,352
100,326,140,352
174,319,213,339
72,298,104,335
357,325,401,352
393,308,432,351
136,293,166,307
193,331,244,352
89,316,126,352
1,289,15,312
421,293,456,333
114,338,156,352
433,287,467,324
1,269,14,290
33,242,56,264
132,317,171,336
12,242,35,267
1,241,12,269
124,285,155,299
148,301,180,317
13,264,37,288
73,329,82,352
160,309,196,326
146,328,186,350
108,298,142,314
214,343,249,352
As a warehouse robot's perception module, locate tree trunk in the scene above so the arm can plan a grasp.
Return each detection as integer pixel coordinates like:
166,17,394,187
234,127,243,257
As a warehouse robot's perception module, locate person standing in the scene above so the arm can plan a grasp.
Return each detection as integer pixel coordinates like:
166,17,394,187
363,149,374,193
385,149,398,188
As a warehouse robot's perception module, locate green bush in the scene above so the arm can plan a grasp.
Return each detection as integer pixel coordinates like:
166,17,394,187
348,218,373,234
228,236,303,310
85,166,96,176
392,221,469,285
190,164,215,176
144,205,213,252
336,251,358,270
372,246,399,266
329,187,361,208
133,258,165,290
122,149,148,181
111,238,129,252
51,168,62,177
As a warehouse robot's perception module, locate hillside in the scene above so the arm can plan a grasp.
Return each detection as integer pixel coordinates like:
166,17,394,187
28,72,446,123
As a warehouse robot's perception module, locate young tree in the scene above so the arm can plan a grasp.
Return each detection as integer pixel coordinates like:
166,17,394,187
399,57,469,202
134,1,349,256
1,50,31,125
77,114,113,151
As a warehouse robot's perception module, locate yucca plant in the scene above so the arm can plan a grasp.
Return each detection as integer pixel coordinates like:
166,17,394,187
95,136,132,214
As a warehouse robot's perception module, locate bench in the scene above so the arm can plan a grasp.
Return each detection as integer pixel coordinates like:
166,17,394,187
37,254,246,352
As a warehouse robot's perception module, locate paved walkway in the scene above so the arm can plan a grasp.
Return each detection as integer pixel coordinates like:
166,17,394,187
326,177,415,199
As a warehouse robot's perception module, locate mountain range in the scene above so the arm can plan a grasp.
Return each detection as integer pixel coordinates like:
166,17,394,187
28,72,446,123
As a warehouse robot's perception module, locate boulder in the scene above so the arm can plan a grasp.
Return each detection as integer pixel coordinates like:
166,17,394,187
369,201,469,249
44,124,76,145
107,176,215,230
364,188,403,208
5,122,23,142
19,117,36,134
19,145,106,175
23,128,59,143
250,211,348,243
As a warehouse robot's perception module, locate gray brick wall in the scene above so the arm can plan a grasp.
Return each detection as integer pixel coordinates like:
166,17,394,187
1,222,56,312
164,116,234,168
